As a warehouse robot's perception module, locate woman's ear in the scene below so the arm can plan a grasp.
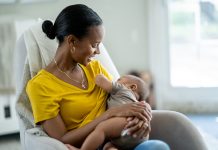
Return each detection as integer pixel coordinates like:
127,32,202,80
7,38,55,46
67,35,77,47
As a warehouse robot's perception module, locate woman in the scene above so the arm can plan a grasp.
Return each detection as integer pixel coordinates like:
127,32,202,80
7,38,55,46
26,4,170,150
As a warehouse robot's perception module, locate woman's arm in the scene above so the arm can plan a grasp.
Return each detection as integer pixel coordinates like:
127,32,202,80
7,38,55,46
42,113,108,147
42,102,149,147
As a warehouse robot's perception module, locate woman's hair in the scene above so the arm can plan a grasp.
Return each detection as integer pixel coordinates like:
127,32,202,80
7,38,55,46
42,4,103,43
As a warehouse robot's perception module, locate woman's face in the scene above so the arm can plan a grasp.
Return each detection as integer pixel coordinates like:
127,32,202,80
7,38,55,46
73,25,105,66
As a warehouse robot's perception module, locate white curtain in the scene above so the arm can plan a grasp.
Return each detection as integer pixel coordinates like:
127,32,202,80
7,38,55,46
0,21,16,92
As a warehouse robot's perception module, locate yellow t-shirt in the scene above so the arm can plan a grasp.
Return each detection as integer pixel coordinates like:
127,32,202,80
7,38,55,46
26,60,112,130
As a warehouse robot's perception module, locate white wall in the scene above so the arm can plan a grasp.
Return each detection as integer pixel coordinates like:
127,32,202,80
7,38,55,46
0,0,149,75
2,0,217,113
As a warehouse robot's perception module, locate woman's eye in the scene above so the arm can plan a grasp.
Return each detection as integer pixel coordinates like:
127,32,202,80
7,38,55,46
92,43,98,48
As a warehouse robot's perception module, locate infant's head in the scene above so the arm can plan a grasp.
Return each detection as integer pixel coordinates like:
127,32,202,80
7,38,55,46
117,75,149,102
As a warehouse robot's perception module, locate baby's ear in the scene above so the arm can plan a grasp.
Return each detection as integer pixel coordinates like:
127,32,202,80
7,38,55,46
130,84,137,90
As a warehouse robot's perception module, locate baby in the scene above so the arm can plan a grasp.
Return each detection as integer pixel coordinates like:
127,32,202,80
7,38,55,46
73,74,150,150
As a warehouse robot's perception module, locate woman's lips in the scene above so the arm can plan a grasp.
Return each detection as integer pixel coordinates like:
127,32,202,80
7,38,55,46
88,55,95,62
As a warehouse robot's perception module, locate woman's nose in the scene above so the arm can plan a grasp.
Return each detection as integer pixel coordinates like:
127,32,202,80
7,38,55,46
95,47,100,54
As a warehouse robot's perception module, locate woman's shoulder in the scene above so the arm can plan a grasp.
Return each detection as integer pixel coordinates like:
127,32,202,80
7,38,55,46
27,69,55,89
29,69,49,81
26,69,64,98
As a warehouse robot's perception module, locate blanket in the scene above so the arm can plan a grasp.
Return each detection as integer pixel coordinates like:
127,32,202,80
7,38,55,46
15,19,57,136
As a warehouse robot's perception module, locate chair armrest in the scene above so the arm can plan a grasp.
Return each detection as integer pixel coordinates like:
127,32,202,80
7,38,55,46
150,110,207,150
24,131,68,150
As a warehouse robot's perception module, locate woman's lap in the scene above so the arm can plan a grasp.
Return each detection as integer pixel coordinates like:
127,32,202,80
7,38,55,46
134,140,170,150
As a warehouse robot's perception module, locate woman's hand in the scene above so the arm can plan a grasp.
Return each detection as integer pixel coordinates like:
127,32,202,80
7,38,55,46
106,102,152,139
124,117,151,139
106,102,152,122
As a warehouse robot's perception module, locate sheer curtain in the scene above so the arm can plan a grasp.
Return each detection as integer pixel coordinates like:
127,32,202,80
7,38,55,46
0,19,36,135
0,21,16,93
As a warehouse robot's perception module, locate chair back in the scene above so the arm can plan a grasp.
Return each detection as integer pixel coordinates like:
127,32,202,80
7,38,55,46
14,19,120,149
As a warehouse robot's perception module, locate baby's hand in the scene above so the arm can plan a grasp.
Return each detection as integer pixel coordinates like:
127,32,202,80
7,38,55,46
95,74,112,92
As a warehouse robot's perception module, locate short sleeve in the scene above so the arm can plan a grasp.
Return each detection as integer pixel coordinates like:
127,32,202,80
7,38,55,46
26,80,60,124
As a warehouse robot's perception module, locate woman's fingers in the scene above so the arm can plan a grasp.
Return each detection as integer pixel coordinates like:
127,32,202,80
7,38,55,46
126,120,145,136
131,111,147,121
111,102,152,139
144,103,152,119
139,102,152,121
144,108,152,121
125,118,151,139
132,102,152,121
125,117,139,129
107,102,152,122
126,117,133,122
134,121,150,139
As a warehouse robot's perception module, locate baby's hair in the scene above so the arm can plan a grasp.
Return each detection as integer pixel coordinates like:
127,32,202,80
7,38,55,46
127,75,150,102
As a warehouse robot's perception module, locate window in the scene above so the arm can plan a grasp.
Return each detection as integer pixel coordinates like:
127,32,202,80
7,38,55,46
169,0,218,87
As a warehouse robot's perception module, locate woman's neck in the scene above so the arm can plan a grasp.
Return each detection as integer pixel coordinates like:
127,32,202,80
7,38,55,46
54,46,77,72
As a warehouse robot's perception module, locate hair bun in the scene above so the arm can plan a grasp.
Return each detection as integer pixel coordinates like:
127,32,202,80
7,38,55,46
42,20,56,39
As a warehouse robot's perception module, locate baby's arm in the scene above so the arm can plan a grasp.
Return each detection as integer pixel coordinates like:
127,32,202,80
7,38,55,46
95,74,113,93
80,117,127,150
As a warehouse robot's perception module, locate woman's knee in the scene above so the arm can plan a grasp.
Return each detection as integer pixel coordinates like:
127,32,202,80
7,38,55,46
134,140,170,150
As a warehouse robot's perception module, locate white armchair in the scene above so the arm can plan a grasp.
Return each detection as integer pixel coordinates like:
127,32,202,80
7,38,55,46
15,20,207,150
